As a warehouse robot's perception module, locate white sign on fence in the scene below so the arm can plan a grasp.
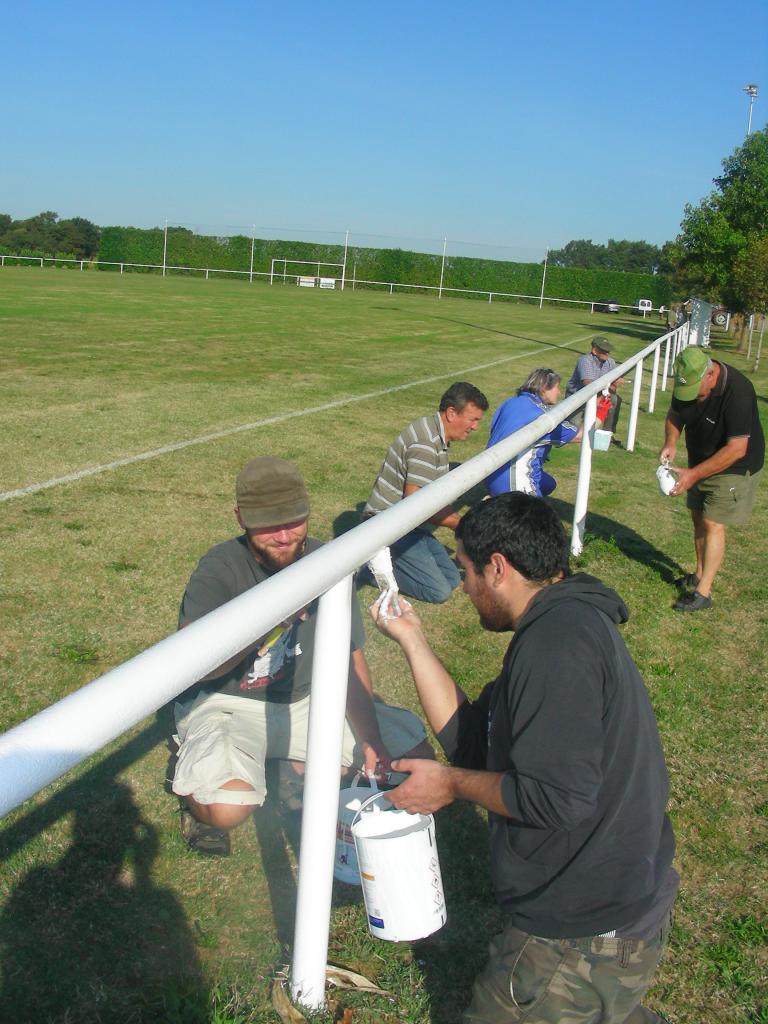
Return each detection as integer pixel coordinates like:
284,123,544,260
319,277,336,289
298,276,316,288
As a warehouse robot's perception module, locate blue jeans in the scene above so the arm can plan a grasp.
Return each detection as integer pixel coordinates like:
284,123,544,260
390,529,461,604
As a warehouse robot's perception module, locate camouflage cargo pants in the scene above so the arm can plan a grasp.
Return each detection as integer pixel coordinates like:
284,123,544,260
463,909,673,1023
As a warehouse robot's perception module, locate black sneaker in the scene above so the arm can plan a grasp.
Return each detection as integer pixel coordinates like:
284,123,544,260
674,573,700,591
673,590,713,612
179,802,231,857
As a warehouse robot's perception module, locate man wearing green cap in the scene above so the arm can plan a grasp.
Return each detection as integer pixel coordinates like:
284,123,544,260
171,456,431,855
661,347,764,611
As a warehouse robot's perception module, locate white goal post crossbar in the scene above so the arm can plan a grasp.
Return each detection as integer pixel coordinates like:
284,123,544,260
0,324,688,1010
270,258,346,287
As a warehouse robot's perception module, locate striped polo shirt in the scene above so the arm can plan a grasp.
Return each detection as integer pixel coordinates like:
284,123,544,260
566,352,616,396
364,412,449,529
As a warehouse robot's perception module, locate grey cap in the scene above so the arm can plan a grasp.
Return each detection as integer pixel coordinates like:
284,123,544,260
235,457,309,528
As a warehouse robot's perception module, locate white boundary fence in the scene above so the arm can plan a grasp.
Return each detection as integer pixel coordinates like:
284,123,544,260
0,322,689,1010
0,251,660,314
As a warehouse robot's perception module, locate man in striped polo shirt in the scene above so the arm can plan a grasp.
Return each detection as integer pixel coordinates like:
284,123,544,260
363,382,488,603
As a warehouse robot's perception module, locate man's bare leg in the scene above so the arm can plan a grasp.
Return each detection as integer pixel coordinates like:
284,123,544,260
693,510,726,598
186,778,258,830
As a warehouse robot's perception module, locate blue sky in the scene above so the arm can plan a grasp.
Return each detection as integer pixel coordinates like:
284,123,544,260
1,0,766,258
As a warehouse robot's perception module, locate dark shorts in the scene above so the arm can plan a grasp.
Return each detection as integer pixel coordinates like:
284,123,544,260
687,469,762,526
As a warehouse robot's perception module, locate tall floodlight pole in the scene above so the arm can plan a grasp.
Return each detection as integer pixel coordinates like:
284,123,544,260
249,224,256,283
438,237,447,300
341,229,349,291
744,84,759,136
162,219,168,277
539,249,548,309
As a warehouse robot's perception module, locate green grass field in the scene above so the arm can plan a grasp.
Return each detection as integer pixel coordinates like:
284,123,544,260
0,267,766,1024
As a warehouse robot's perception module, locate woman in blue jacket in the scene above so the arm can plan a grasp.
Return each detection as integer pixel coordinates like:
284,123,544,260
485,368,582,497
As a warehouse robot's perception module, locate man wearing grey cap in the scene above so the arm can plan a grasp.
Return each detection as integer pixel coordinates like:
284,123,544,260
171,456,431,856
566,336,624,435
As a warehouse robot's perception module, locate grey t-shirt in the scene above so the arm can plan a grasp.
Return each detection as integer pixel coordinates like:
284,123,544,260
179,535,366,704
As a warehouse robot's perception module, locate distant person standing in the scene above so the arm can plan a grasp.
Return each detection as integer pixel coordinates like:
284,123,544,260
363,382,488,603
485,368,582,498
661,347,764,611
566,336,624,433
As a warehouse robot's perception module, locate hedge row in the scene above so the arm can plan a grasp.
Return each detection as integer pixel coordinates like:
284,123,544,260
96,228,670,306
1,248,80,266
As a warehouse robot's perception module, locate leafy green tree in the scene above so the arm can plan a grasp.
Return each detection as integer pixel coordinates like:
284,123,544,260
604,239,661,273
549,238,660,273
549,239,606,269
666,127,768,308
0,211,99,260
729,235,768,313
58,217,100,260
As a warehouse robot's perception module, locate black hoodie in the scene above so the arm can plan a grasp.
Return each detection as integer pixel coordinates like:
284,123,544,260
438,573,675,938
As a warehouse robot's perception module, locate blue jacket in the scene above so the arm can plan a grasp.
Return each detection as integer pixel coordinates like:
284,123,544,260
485,392,578,497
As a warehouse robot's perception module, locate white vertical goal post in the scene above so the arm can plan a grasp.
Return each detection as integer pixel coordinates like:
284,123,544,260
270,258,347,289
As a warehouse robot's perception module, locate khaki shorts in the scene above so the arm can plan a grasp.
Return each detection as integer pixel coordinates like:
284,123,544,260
171,692,427,806
687,469,762,526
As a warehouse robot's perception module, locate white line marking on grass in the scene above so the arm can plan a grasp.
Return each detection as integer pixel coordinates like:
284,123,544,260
1,334,591,502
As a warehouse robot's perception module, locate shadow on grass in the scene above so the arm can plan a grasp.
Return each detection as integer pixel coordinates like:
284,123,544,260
571,319,662,345
548,497,682,584
332,482,486,548
252,782,303,950
416,801,501,1023
424,311,586,354
0,724,208,1023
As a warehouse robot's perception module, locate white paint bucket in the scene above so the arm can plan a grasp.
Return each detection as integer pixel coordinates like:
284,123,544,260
351,792,447,942
593,428,612,451
334,775,378,885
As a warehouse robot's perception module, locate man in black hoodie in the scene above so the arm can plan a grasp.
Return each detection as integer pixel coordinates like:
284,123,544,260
371,493,677,1024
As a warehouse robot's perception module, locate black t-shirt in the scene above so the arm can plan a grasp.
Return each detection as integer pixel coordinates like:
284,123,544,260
669,361,765,474
178,535,366,703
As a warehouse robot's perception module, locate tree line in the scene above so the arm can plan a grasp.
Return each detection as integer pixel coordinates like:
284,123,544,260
0,211,100,261
548,238,662,274
2,126,765,315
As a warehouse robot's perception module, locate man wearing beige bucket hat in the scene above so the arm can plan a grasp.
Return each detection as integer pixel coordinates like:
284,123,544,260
171,456,431,856
661,346,764,611
372,493,677,1024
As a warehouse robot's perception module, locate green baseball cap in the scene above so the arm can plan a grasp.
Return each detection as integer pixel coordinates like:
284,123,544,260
592,336,613,353
672,347,711,401
236,457,309,528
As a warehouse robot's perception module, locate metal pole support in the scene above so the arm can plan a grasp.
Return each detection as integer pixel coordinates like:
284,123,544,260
290,575,353,1011
626,358,643,452
571,394,597,557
